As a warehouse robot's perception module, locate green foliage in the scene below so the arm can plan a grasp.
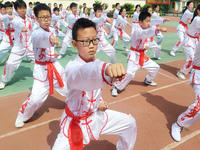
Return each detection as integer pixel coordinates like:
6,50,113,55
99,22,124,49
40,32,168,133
79,5,83,10
121,3,134,11
0,0,3,4
94,0,102,5
104,3,109,9
159,4,170,13
140,4,152,12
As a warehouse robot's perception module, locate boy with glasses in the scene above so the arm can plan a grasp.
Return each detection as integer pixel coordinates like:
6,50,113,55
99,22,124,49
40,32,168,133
15,3,66,128
52,18,137,150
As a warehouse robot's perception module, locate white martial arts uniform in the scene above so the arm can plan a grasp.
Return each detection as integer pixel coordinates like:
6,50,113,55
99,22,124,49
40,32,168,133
0,14,5,41
172,9,193,52
179,16,200,75
152,11,163,45
59,13,79,56
92,16,116,63
89,8,95,20
59,9,68,30
103,9,111,34
177,41,200,127
52,55,137,150
17,26,66,122
130,11,140,39
114,26,160,90
51,14,65,39
0,14,14,64
107,9,119,39
1,16,35,83
111,15,130,49
81,13,89,19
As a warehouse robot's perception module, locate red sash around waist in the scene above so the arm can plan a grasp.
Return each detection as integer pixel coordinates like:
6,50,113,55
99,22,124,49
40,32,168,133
114,26,123,39
65,105,93,150
186,32,199,40
193,65,200,70
5,29,14,46
130,47,149,66
179,21,188,30
35,60,64,95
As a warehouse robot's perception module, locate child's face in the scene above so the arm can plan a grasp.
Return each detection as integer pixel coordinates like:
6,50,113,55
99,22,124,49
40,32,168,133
54,3,57,8
36,10,51,30
121,8,126,17
84,8,88,14
116,4,120,10
136,6,140,12
1,8,6,15
59,5,63,10
95,10,102,18
29,4,33,8
102,4,106,10
48,4,51,8
197,9,200,16
71,6,77,15
187,3,194,11
154,6,159,12
72,27,98,62
16,6,26,18
148,7,152,15
140,17,151,29
6,7,13,15
54,10,59,15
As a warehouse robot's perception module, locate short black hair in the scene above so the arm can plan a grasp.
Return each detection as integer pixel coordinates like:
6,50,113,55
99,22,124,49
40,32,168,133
14,0,26,10
53,7,59,12
139,11,151,21
145,6,152,12
35,2,40,5
119,7,125,15
0,4,5,9
4,2,13,8
59,4,63,7
94,4,102,12
93,3,96,7
116,3,120,7
154,4,159,9
29,2,32,5
54,3,57,6
72,18,96,40
34,3,51,17
83,3,86,5
0,4,3,9
70,2,77,9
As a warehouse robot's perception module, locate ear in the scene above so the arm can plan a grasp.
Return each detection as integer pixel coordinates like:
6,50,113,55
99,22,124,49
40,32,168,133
72,40,78,49
139,20,142,25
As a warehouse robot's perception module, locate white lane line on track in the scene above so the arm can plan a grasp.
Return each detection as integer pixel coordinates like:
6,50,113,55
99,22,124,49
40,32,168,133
160,129,200,150
0,117,61,139
158,71,181,81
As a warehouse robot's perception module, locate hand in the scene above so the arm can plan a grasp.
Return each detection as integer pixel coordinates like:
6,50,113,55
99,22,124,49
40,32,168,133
21,27,28,32
157,27,167,32
0,18,3,21
144,45,149,50
98,101,108,111
105,63,126,81
165,18,170,21
50,36,59,45
107,18,112,24
54,51,60,58
61,16,65,19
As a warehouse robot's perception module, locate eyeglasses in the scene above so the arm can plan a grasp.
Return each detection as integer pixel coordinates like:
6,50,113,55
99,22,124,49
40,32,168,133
76,38,99,46
38,16,52,21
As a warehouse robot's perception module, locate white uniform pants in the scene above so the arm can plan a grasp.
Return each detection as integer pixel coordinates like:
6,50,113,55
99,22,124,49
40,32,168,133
172,30,185,52
149,40,161,58
59,32,72,55
115,58,160,90
97,39,116,63
156,31,163,45
0,40,12,64
52,109,137,150
180,44,196,74
17,76,66,122
112,30,130,48
104,22,111,34
1,50,34,83
177,83,200,127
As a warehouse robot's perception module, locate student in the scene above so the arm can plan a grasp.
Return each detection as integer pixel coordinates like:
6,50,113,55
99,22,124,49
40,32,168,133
0,2,15,64
58,4,68,30
57,2,79,59
52,18,137,150
107,3,120,39
81,6,88,19
89,3,95,20
170,1,194,56
171,5,200,141
102,3,111,35
0,0,35,89
130,4,140,40
53,3,57,8
92,4,116,63
111,12,166,97
176,5,200,80
51,7,65,39
80,2,86,17
111,7,131,51
14,3,66,128
0,4,5,41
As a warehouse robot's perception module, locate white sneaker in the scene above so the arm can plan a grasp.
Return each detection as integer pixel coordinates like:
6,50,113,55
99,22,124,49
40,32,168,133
153,54,161,60
122,47,129,52
111,85,118,97
171,123,181,142
170,51,175,56
0,81,7,90
15,117,25,128
144,78,157,86
176,71,185,80
57,55,62,60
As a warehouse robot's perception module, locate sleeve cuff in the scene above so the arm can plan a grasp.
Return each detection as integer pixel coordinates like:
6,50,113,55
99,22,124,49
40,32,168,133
101,63,113,86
